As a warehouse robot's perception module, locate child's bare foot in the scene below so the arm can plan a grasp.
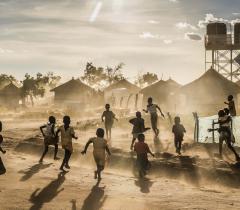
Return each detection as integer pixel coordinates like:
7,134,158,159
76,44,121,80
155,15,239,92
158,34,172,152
59,166,65,171
65,164,70,169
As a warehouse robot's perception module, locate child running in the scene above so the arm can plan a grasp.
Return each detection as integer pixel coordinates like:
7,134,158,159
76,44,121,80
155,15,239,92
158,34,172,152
134,134,154,178
225,95,236,117
57,116,78,171
143,97,164,137
81,128,111,181
0,121,6,175
213,110,240,161
172,116,186,155
39,116,59,163
129,111,150,150
101,104,118,140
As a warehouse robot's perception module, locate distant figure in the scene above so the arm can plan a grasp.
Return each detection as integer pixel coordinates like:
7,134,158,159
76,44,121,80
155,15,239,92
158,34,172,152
129,111,150,150
101,104,118,140
210,110,240,161
0,121,6,175
81,128,111,181
39,116,59,163
134,134,154,178
172,116,186,155
224,95,236,117
57,116,78,171
143,97,165,137
224,108,235,144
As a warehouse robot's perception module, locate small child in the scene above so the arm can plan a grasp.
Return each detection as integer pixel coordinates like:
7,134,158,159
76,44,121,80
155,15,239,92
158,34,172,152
129,111,150,150
134,134,154,178
143,97,164,137
225,95,236,117
101,104,118,140
215,110,240,161
172,116,186,155
0,121,6,175
57,116,78,171
81,128,111,181
39,116,59,163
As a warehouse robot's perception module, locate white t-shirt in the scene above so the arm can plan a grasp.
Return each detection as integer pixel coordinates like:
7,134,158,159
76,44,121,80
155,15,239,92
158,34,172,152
147,104,158,114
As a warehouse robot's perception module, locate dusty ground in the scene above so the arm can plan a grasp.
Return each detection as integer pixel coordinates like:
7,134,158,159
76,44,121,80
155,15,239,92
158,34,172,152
0,117,240,210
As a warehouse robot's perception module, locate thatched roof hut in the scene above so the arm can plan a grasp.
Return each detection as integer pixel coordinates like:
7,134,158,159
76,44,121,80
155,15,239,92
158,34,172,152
140,78,181,109
180,68,240,113
0,83,21,108
104,79,140,93
51,78,98,108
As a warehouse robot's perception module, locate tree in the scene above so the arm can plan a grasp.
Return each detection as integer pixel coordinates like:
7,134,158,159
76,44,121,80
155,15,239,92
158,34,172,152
21,72,61,106
0,74,17,88
81,62,125,89
135,72,158,88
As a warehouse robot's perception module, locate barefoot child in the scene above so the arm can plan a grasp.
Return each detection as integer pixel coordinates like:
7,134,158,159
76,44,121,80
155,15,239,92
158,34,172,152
57,116,78,171
0,121,6,175
225,95,236,117
39,116,59,163
101,104,118,140
134,134,154,178
143,97,164,137
210,110,240,161
129,111,150,150
172,116,186,155
81,128,111,180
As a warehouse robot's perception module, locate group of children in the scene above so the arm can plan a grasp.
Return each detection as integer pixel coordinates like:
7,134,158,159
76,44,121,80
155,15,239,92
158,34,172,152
209,95,240,161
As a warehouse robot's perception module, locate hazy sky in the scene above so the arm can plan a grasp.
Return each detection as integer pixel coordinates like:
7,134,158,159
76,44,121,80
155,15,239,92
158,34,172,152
0,0,239,84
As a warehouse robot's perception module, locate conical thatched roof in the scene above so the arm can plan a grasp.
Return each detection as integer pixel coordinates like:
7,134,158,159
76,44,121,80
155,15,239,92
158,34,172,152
51,78,94,93
181,68,240,96
140,78,181,95
104,79,140,93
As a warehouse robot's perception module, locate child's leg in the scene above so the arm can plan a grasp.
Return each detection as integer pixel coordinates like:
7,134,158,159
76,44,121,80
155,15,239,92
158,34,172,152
65,150,72,168
174,139,178,152
60,149,68,170
219,138,223,157
226,141,240,161
105,127,109,139
97,164,104,179
109,128,112,140
54,144,59,160
130,137,136,150
39,145,49,162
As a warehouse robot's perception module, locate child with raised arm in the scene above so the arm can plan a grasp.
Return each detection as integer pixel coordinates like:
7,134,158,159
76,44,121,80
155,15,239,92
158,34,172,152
134,134,154,178
0,121,6,175
81,128,111,181
57,116,78,171
225,95,236,117
101,104,118,140
172,116,186,155
143,97,165,137
129,111,150,150
39,116,59,163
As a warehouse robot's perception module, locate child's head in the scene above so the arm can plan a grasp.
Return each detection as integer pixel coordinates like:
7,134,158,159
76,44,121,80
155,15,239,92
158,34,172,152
136,111,141,118
96,128,105,138
148,97,153,104
228,95,233,101
105,104,110,110
138,133,145,142
218,110,225,118
224,108,230,115
174,116,181,124
49,116,56,124
63,116,71,125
